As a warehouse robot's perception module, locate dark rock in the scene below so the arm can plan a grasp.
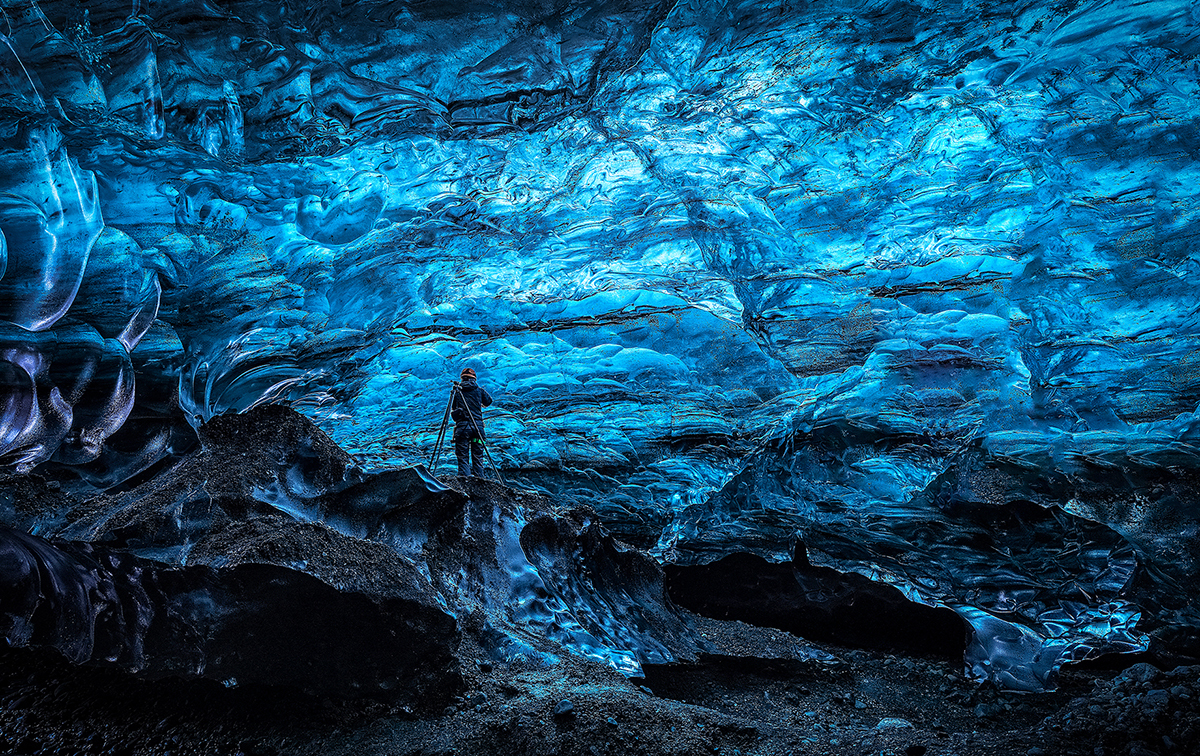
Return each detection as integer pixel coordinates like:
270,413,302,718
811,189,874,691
14,403,1200,755
55,404,464,554
1142,688,1170,717
1120,663,1160,686
665,551,969,658
552,699,575,718
465,692,487,707
0,526,462,705
0,408,484,704
1,405,746,714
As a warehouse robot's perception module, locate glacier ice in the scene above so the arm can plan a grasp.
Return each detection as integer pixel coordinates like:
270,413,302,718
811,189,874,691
0,0,1197,689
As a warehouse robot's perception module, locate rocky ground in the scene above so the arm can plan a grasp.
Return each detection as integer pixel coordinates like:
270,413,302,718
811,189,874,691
1,625,1197,756
3,406,1198,756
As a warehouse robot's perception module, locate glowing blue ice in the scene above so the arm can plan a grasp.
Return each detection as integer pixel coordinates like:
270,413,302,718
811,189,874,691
0,0,1197,688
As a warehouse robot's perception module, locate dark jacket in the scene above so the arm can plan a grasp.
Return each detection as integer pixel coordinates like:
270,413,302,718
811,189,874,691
452,378,493,438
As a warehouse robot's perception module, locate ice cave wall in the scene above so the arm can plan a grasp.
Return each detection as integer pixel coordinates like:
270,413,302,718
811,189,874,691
0,0,1198,686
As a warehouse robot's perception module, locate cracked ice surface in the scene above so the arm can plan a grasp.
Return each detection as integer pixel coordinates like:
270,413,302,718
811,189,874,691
0,0,1198,687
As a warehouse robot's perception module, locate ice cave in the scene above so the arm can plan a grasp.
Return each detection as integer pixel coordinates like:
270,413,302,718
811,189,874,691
0,0,1198,753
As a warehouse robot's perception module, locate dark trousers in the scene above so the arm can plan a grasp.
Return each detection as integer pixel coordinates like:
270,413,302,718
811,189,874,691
454,427,486,478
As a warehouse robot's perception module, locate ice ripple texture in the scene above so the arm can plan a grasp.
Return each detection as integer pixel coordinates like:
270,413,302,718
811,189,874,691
0,0,1198,688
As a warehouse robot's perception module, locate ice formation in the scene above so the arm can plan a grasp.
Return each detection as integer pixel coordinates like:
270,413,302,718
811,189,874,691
0,0,1198,689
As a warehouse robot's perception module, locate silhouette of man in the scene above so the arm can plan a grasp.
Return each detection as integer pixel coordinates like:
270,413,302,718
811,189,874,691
452,367,493,478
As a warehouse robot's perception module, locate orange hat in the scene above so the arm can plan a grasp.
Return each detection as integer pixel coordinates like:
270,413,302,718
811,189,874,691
461,367,476,379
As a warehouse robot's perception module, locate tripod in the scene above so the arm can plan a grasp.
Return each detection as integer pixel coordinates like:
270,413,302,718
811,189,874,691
430,381,506,485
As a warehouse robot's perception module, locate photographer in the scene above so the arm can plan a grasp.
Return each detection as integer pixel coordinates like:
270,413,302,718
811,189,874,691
451,367,493,478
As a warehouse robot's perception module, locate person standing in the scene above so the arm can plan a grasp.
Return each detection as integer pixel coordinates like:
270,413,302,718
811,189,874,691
452,367,493,478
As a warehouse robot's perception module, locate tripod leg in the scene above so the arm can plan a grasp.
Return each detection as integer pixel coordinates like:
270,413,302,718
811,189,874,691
429,384,455,473
478,438,506,486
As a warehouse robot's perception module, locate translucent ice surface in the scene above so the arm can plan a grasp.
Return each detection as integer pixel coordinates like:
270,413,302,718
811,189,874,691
0,0,1198,687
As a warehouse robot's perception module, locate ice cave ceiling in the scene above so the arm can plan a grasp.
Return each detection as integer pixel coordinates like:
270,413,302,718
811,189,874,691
1,0,1199,688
